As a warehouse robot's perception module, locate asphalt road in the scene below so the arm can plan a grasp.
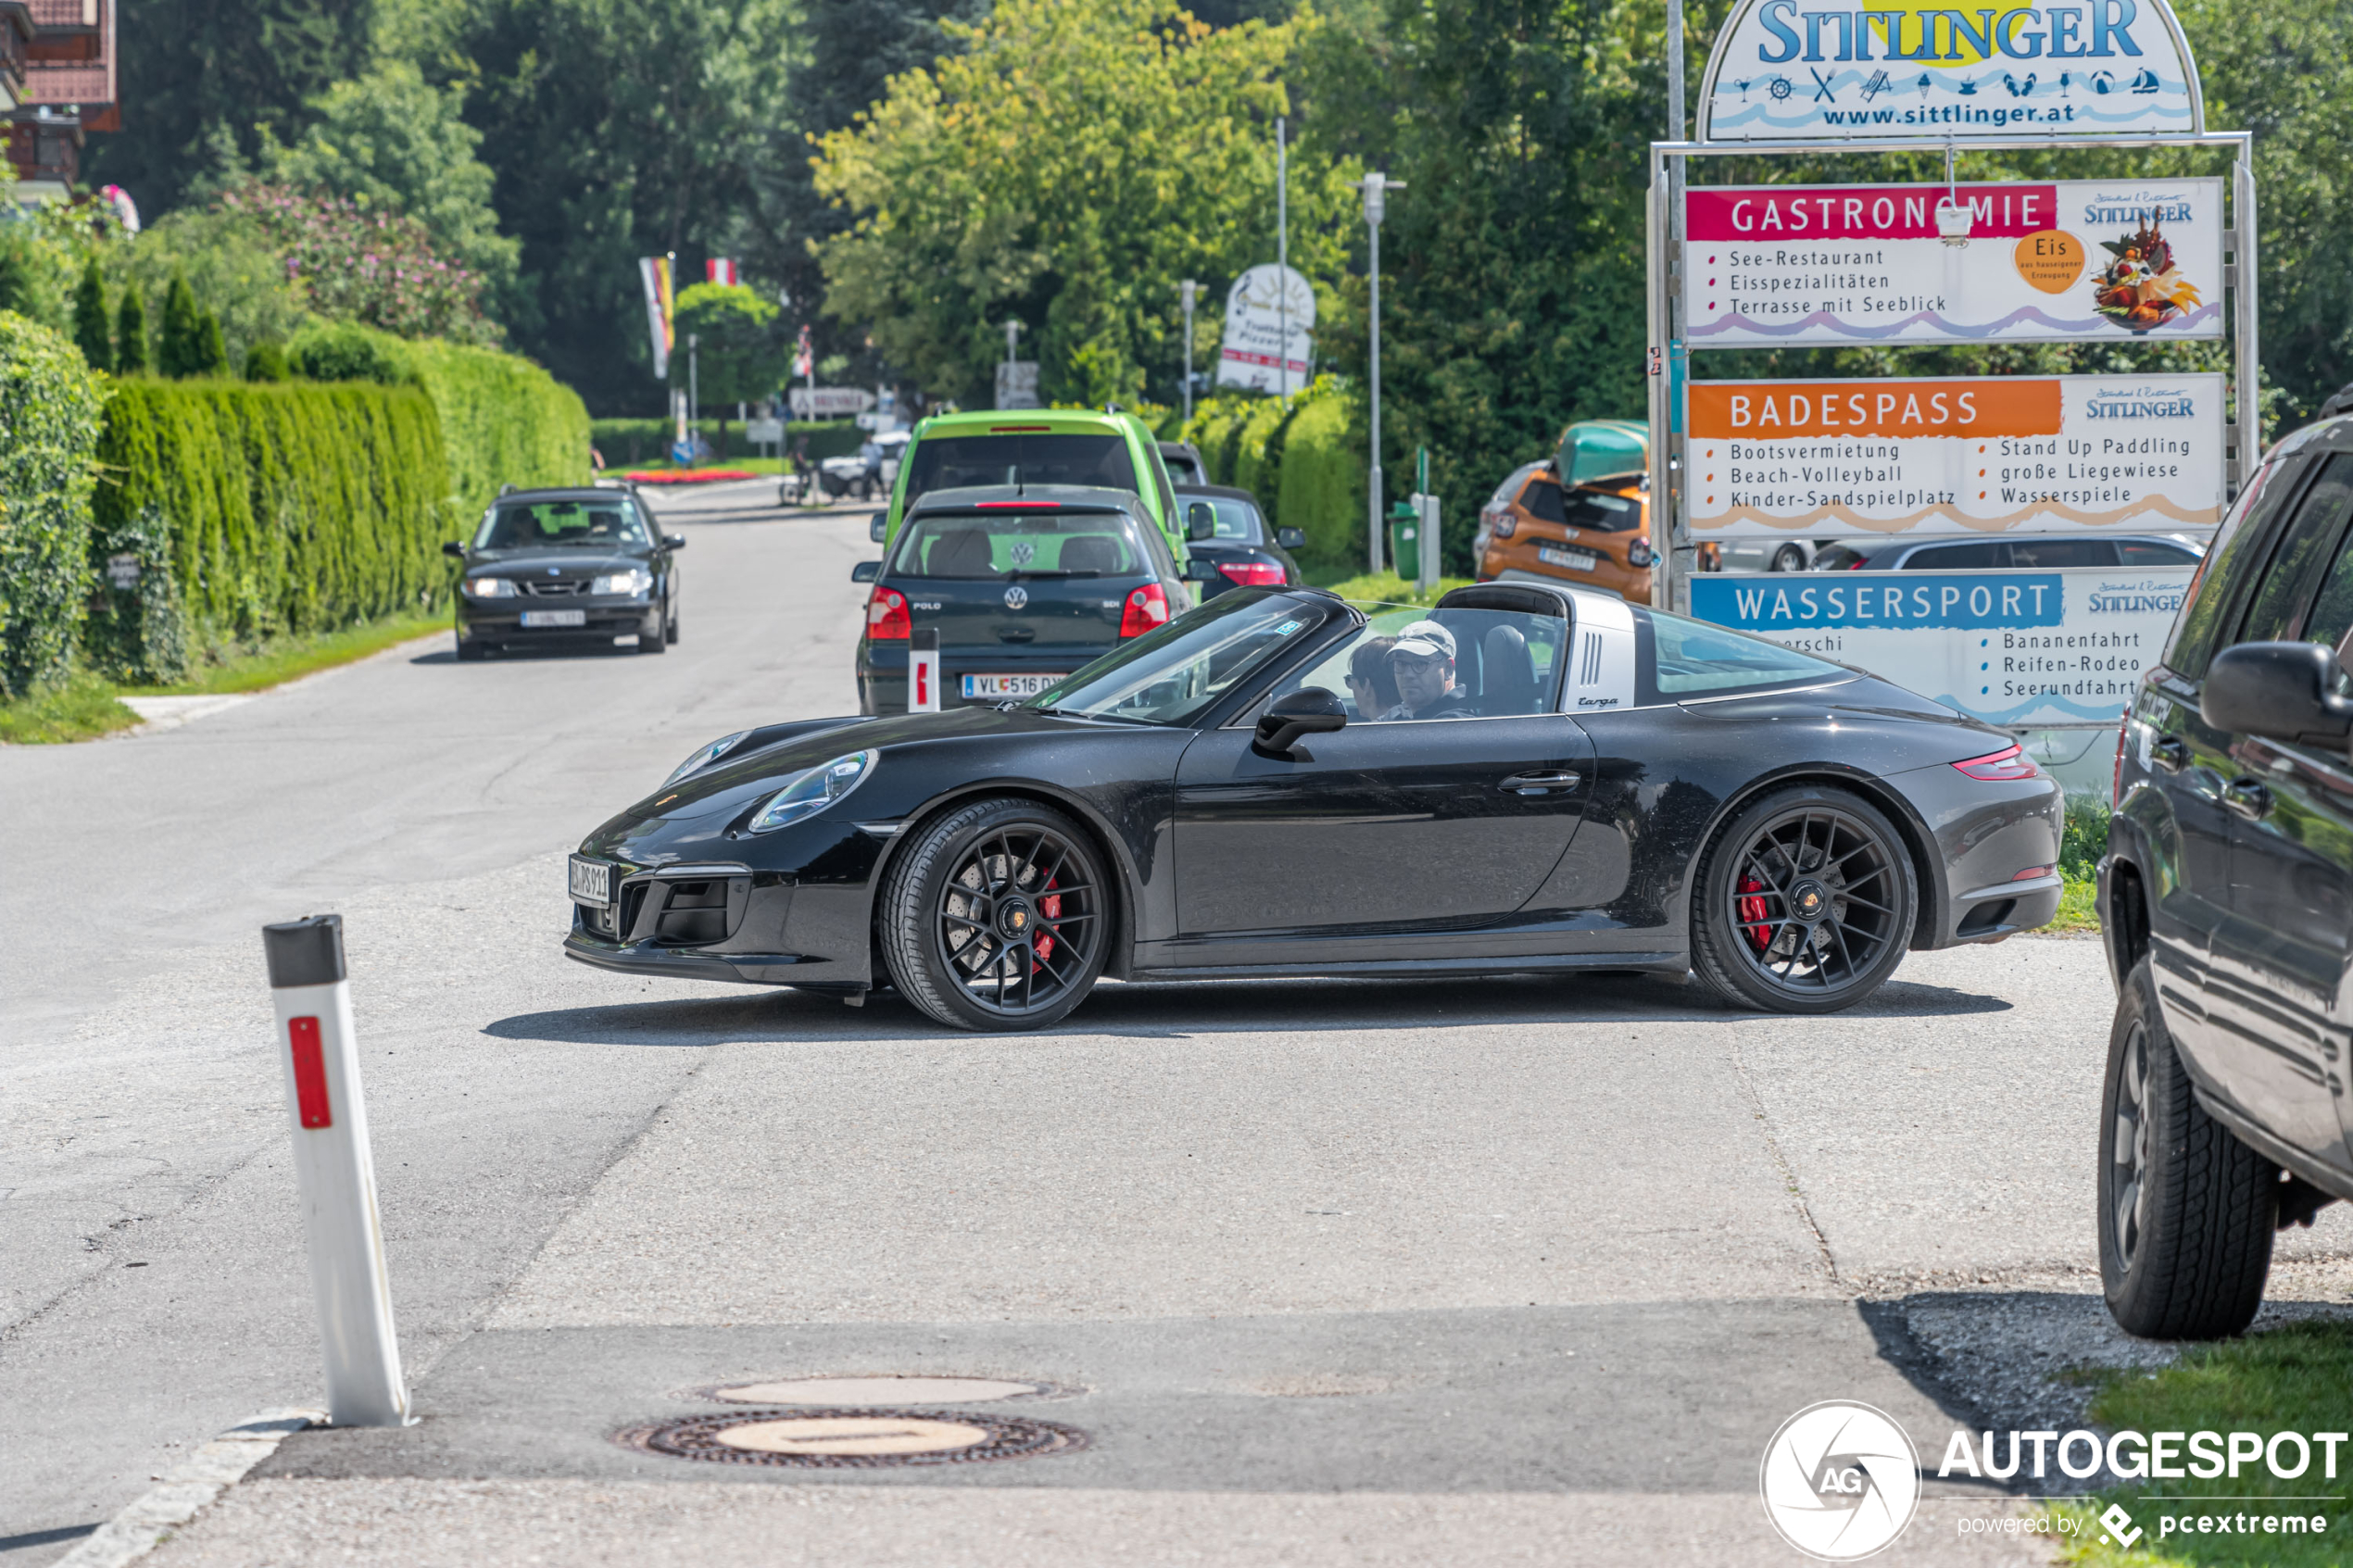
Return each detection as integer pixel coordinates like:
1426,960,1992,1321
6,478,2349,1567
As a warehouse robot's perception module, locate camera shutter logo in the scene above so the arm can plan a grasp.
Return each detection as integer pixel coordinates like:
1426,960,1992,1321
1759,1400,1921,1560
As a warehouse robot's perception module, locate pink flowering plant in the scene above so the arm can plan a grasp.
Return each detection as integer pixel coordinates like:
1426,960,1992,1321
217,182,493,342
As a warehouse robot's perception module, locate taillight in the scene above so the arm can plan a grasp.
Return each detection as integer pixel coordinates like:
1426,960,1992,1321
1952,745,2040,782
1628,535,1655,568
1216,560,1287,587
1119,582,1169,637
1845,558,1866,571
865,584,911,640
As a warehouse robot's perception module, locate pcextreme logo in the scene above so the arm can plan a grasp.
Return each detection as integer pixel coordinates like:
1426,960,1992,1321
1760,1400,1922,1560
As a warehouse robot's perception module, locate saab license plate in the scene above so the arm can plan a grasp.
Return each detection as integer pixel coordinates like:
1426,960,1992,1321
963,672,1067,698
522,609,587,628
569,855,612,906
1537,545,1601,572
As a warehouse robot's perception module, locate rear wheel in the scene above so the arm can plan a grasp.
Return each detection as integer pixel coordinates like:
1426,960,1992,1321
880,797,1111,1031
2099,957,2276,1337
1690,784,1916,1013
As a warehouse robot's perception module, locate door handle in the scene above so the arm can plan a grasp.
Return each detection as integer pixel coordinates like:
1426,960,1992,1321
2150,735,2189,773
1500,770,1580,795
2223,777,2272,822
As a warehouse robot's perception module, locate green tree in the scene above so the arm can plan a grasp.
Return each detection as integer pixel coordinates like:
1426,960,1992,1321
262,59,522,311
72,257,114,371
0,243,33,316
812,0,1359,408
105,207,312,376
197,309,231,376
673,281,786,450
245,340,292,380
117,284,152,374
158,270,205,377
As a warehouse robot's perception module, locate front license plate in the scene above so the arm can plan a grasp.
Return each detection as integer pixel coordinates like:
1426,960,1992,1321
962,672,1069,698
1537,545,1601,571
521,609,587,628
569,855,612,906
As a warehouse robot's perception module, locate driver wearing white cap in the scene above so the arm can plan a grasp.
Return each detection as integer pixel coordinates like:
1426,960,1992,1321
1378,620,1478,721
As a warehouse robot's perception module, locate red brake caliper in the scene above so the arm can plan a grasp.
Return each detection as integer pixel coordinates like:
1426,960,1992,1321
1737,877,1771,950
1034,876,1061,970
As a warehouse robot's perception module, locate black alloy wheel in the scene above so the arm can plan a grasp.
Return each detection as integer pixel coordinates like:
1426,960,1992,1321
1691,784,1916,1013
881,797,1112,1031
2098,957,2277,1337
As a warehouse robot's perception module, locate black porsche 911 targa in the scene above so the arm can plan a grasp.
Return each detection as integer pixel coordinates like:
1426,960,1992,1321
564,581,2063,1030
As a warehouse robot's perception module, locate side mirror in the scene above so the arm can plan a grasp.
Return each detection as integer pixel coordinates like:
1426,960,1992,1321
1276,527,1306,551
851,560,880,583
1181,558,1223,583
1186,502,1217,543
2203,642,2353,745
870,514,889,544
442,540,467,558
1253,688,1347,758
663,533,686,549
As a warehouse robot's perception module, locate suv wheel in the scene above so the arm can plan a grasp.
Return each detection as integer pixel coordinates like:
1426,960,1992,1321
1690,784,1916,1013
880,797,1111,1031
2099,957,2278,1337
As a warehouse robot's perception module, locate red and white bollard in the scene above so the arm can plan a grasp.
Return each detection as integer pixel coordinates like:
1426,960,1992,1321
909,627,941,713
262,914,410,1426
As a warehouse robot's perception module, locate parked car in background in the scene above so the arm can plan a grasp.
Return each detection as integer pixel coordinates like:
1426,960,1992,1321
1473,460,1653,603
447,488,683,661
852,484,1213,713
818,428,911,502
1159,441,1208,487
1175,484,1304,596
1715,536,1838,572
1811,534,2206,571
879,408,1189,564
2096,412,2353,1340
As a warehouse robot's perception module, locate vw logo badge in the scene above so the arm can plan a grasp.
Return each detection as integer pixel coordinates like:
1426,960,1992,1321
1003,585,1029,610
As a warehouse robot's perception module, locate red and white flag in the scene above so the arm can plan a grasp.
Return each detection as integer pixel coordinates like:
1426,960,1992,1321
705,258,739,286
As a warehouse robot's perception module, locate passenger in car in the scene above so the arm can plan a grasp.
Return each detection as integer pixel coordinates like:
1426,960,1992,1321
1382,621,1478,721
1345,635,1401,719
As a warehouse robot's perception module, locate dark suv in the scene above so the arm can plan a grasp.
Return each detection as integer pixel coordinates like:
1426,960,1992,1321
2098,413,2353,1337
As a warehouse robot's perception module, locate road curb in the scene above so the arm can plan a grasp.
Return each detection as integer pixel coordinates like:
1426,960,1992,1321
56,1408,321,1568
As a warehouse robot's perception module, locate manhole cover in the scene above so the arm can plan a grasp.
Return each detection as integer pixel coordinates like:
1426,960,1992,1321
706,1376,1051,1405
617,1407,1088,1469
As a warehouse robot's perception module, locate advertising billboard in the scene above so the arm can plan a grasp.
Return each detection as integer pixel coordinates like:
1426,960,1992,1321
1687,372,2224,537
1682,180,2223,345
1215,264,1315,396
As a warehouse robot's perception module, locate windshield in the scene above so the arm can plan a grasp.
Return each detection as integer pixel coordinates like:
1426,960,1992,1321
889,509,1147,578
1636,608,1850,698
1181,495,1264,544
902,432,1136,511
1028,591,1332,725
476,498,648,551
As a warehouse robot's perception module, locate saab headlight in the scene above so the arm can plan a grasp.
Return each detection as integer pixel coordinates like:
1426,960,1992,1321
748,749,876,834
462,576,516,598
663,731,748,787
593,567,654,596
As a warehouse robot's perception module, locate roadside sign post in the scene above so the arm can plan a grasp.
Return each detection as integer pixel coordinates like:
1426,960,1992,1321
261,914,409,1427
1180,279,1198,422
1647,0,2253,735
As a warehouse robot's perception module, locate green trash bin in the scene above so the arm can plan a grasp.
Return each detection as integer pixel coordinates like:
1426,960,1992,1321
1389,500,1422,583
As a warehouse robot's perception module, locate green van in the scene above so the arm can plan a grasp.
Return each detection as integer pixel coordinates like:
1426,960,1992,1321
878,408,1189,561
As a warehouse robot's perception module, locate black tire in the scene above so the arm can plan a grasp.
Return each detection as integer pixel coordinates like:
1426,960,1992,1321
1771,544,1807,572
455,634,485,662
1690,784,1917,1013
665,612,680,646
879,797,1112,1031
2099,957,2277,1337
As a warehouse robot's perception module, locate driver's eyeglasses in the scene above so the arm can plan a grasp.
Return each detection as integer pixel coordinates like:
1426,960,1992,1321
1390,653,1450,675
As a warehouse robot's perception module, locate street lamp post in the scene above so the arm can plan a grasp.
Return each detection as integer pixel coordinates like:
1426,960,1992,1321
1277,115,1288,407
1180,280,1198,423
1360,171,1403,574
686,332,699,459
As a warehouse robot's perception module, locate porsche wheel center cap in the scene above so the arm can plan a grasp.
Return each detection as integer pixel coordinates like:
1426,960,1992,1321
1792,881,1829,920
997,898,1033,939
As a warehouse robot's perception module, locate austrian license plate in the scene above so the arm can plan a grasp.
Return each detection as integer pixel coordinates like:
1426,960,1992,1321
521,609,587,628
962,672,1068,699
1537,545,1601,572
568,855,612,906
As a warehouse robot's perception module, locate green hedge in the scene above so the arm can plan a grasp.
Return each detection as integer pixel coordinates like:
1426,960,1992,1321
88,378,450,682
1183,383,1367,572
0,313,106,696
588,418,863,465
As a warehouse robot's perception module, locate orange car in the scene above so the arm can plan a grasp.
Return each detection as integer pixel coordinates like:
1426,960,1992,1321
1472,461,1653,604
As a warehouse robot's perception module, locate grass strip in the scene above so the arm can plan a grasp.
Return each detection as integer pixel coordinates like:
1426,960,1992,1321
0,670,145,744
116,610,451,699
2050,1320,2353,1566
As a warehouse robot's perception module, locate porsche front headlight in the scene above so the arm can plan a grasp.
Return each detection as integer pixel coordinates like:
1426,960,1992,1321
748,750,876,834
664,731,748,787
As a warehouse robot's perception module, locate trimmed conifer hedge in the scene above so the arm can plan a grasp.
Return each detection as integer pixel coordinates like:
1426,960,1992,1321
0,314,107,697
88,379,450,682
